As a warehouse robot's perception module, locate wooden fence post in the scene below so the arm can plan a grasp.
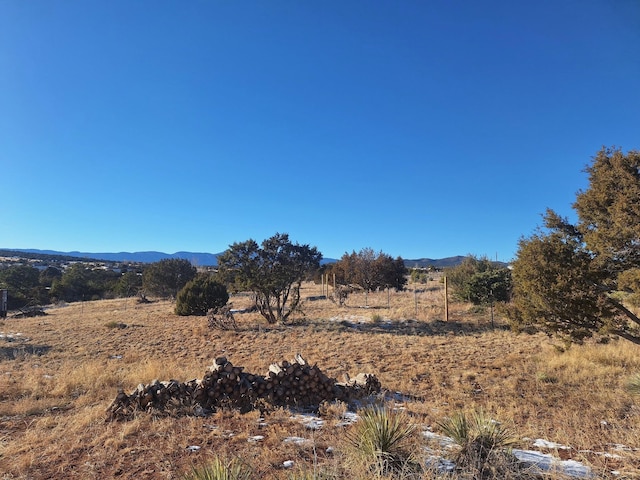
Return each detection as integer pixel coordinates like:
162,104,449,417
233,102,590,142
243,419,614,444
444,276,449,322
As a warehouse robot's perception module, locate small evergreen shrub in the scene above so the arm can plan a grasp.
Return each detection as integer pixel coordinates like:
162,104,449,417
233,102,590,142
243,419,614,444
175,275,229,316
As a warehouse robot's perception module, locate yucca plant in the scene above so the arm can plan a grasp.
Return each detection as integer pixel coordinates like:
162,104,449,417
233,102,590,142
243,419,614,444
346,403,420,476
182,456,252,480
626,372,640,396
287,470,336,480
437,410,518,478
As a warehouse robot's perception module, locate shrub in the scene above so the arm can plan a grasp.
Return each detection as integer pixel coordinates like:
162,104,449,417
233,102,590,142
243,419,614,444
182,456,251,480
535,372,558,384
318,400,348,420
345,404,420,476
626,372,640,396
175,275,229,316
287,470,336,480
437,410,522,479
104,321,127,329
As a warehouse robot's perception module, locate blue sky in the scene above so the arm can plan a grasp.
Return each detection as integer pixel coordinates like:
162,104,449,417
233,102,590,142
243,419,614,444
1,1,639,262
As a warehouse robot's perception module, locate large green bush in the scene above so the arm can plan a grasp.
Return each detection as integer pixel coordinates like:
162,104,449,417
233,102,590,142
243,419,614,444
444,255,511,305
175,274,229,316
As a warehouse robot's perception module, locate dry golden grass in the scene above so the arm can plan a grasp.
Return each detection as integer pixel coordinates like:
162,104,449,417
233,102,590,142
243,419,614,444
0,280,638,479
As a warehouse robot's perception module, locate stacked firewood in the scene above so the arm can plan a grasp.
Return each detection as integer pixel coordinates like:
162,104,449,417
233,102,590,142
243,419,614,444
337,372,383,400
106,354,381,420
259,353,339,407
191,357,259,413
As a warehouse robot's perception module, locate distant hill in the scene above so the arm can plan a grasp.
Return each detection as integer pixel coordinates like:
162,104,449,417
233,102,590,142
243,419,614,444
3,249,468,268
5,249,219,266
402,256,467,268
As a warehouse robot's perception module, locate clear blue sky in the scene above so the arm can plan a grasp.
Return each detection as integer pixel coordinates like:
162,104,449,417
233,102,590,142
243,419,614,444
2,1,639,262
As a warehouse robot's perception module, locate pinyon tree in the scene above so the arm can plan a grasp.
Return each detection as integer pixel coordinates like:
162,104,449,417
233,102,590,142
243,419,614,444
142,259,196,299
175,274,229,316
216,233,321,324
445,255,511,305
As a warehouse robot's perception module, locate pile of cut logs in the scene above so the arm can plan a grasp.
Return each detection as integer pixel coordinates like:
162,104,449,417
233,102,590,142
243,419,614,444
106,354,381,420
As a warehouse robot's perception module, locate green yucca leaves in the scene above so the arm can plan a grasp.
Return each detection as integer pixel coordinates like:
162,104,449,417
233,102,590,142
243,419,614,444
437,409,517,473
182,456,252,480
346,404,419,475
287,470,336,480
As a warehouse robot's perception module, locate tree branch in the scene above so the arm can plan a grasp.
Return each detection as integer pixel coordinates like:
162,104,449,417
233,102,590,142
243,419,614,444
608,297,640,327
611,328,640,345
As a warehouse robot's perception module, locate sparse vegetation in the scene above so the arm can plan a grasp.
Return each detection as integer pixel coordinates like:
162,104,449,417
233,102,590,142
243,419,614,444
0,283,638,479
105,320,127,329
626,372,640,396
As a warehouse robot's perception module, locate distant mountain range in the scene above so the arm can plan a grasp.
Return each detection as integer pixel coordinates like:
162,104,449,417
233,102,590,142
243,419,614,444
3,248,467,268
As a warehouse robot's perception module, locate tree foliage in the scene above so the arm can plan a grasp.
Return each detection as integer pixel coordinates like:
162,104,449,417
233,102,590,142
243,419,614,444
39,266,62,288
175,274,229,316
507,147,640,345
445,256,511,305
142,259,196,298
216,233,321,324
574,147,640,272
0,265,44,309
330,248,407,292
49,264,120,302
113,271,143,298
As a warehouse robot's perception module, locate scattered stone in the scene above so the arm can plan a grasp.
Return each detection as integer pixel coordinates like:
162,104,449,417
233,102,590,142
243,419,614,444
283,436,309,446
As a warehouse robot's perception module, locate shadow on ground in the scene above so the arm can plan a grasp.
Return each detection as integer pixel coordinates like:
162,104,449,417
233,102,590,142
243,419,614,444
232,317,510,337
0,344,52,359
311,318,510,337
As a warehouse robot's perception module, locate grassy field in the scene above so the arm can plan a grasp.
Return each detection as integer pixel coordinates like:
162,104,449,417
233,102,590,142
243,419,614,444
0,280,639,479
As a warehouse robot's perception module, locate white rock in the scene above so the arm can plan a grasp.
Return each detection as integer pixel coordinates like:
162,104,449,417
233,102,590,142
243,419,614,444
513,449,594,478
283,436,308,445
533,438,571,450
